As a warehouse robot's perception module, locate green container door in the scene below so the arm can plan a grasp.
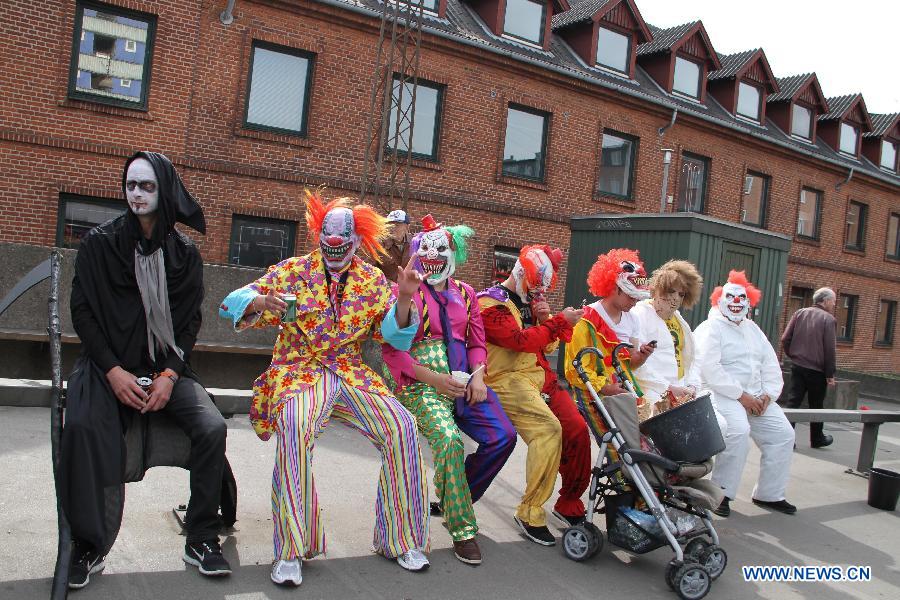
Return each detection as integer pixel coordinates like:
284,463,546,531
564,213,791,342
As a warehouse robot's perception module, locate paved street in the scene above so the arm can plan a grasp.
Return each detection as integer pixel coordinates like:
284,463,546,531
1,399,898,600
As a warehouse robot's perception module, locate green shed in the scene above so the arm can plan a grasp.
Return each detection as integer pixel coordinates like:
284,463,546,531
563,213,792,342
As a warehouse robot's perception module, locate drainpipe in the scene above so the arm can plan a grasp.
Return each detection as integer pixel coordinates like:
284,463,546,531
659,148,674,213
835,167,854,191
220,0,236,25
658,108,678,137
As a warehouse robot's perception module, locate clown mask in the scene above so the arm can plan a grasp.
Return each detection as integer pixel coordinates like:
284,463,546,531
512,248,554,303
718,282,750,323
125,158,159,216
320,207,360,272
617,260,651,300
417,228,454,285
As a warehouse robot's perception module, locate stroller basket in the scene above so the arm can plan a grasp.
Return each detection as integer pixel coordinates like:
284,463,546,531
605,493,668,554
639,393,725,463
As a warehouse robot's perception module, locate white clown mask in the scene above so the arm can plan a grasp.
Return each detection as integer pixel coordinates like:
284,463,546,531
417,229,455,285
320,207,360,273
512,248,554,303
718,282,751,323
617,260,651,300
125,158,159,216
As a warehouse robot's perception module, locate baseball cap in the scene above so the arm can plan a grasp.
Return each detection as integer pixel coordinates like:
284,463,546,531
386,209,410,224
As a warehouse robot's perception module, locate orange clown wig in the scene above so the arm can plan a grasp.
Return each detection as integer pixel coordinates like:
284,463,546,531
587,248,644,298
519,244,563,291
304,189,388,259
709,270,762,307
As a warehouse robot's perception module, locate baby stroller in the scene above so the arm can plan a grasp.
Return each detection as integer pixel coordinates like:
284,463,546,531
563,346,728,600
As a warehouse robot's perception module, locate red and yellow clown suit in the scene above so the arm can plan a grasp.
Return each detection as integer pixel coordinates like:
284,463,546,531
478,245,591,528
564,249,649,438
219,192,429,568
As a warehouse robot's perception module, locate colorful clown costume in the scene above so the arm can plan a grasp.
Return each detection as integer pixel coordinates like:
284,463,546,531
219,194,430,575
382,277,516,543
478,285,590,526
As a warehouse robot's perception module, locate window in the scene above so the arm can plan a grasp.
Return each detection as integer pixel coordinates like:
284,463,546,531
787,286,813,318
875,300,896,346
389,0,438,12
791,104,812,139
881,140,898,172
845,201,867,251
835,293,858,341
839,122,858,156
493,246,520,284
736,82,761,121
57,195,126,248
244,41,315,136
503,0,546,45
386,75,443,161
797,187,821,239
229,215,296,268
887,212,900,259
742,172,769,227
596,27,630,74
68,2,155,108
597,130,637,199
120,78,131,88
502,105,549,181
673,56,701,98
676,153,708,212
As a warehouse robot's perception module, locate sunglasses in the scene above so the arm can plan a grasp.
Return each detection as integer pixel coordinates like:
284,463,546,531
126,180,157,193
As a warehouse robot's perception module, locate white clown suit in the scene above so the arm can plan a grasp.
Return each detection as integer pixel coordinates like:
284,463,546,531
693,306,795,503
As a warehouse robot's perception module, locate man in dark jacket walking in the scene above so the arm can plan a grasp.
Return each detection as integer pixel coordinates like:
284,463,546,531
781,287,837,448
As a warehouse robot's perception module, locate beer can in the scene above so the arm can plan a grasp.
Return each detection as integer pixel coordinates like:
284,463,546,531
136,376,153,392
282,293,297,323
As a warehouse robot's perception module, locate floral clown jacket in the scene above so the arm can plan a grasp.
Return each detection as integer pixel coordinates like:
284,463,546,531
219,249,418,440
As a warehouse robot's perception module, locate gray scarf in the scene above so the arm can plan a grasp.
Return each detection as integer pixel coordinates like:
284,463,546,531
134,247,184,363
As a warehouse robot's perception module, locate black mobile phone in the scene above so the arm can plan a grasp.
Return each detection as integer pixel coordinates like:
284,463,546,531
648,340,658,347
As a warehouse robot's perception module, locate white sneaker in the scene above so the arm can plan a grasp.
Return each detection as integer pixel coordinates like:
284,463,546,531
396,549,430,572
271,559,302,586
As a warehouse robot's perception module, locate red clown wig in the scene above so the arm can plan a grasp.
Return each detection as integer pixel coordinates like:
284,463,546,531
304,189,388,259
587,248,643,297
709,270,762,307
519,244,563,290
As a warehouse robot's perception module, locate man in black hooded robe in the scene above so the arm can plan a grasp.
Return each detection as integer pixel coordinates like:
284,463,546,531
60,152,232,588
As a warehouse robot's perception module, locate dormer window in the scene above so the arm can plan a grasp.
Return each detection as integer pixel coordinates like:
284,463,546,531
840,122,858,156
503,0,546,45
596,27,630,73
791,104,812,139
881,140,898,172
737,82,762,122
673,56,700,98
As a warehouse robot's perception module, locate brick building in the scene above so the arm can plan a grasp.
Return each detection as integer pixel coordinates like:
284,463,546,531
0,0,897,374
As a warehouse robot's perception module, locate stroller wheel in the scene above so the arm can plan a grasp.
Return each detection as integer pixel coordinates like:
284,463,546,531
665,561,681,591
562,525,596,562
698,545,727,580
583,522,603,557
674,562,711,600
684,538,710,561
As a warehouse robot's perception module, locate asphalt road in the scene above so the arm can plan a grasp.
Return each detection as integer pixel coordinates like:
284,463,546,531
1,398,898,600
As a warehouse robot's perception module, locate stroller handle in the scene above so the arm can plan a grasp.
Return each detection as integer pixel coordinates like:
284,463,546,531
573,347,604,384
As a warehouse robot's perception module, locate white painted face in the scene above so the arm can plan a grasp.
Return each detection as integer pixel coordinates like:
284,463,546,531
616,260,651,300
718,282,750,323
125,158,159,216
320,207,360,272
416,229,454,285
512,248,554,303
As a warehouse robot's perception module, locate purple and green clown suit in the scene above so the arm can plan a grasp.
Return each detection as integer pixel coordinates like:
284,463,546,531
383,278,517,542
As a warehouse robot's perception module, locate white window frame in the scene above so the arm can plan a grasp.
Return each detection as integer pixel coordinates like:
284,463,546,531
839,122,858,156
125,39,137,53
736,81,762,122
120,78,132,88
595,27,630,75
673,56,701,99
791,103,813,140
881,139,897,172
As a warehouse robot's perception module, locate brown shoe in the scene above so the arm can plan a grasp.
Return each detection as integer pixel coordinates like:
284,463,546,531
453,538,482,565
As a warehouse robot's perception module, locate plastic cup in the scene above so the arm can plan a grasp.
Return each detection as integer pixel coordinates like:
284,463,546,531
451,370,471,386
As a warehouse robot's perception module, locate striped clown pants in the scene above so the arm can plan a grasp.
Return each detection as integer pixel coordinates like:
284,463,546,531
272,369,430,560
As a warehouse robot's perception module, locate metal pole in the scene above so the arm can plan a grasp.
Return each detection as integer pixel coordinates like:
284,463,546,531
48,250,71,600
659,149,672,213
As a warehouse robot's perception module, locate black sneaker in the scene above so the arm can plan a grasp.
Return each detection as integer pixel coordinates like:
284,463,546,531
811,434,834,448
752,498,797,515
513,516,556,546
551,510,585,528
183,539,232,576
430,501,443,516
68,542,105,589
713,498,731,517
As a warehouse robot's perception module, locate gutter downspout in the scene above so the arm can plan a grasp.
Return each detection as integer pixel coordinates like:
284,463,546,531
311,0,900,190
658,108,678,137
835,167,854,191
221,0,236,25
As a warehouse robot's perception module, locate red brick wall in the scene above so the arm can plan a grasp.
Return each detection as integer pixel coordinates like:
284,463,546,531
0,0,897,373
